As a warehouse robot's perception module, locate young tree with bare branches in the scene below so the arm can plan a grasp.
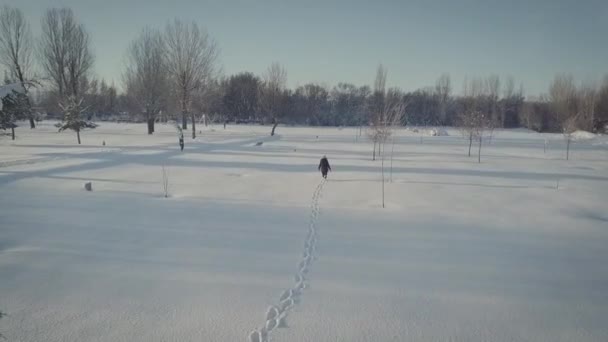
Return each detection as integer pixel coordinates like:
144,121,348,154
368,64,388,160
459,78,491,163
260,62,287,136
0,5,36,128
124,27,168,135
39,7,95,144
164,19,219,139
549,74,581,160
578,83,597,132
367,65,407,207
56,96,97,144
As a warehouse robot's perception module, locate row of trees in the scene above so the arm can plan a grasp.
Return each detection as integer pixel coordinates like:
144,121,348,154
0,6,97,142
0,5,223,143
2,4,608,143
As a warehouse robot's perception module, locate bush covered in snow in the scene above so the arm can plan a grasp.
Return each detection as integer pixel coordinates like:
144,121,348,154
571,130,596,141
428,128,449,136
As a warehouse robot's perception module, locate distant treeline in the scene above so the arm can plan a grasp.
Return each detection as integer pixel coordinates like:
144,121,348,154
2,5,608,141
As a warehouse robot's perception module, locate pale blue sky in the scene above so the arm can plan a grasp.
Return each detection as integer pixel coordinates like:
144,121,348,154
8,0,608,95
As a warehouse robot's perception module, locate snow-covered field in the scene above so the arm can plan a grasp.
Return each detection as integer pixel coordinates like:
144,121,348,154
1,122,608,341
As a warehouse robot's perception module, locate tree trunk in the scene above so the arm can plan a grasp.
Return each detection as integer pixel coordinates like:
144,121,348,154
77,130,81,145
566,137,571,160
468,133,473,156
372,140,376,161
191,113,196,139
147,118,154,135
11,127,15,140
478,136,482,163
182,112,187,130
270,121,278,136
29,117,36,129
390,136,395,182
381,141,385,209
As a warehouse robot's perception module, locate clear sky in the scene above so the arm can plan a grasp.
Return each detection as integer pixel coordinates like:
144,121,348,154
8,0,608,96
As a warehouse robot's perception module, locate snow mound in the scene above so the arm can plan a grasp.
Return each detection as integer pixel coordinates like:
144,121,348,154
571,130,596,140
423,128,449,136
408,127,449,136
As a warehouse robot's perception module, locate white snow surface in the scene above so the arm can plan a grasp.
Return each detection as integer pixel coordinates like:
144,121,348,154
1,122,608,341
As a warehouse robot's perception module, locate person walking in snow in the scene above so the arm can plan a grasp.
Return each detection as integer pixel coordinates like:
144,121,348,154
318,155,331,179
179,133,184,151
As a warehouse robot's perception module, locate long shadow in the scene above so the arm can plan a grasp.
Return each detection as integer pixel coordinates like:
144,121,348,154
2,133,607,186
330,178,552,190
3,153,607,186
0,134,278,185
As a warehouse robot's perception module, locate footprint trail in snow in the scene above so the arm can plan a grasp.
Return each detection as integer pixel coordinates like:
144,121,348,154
249,179,326,342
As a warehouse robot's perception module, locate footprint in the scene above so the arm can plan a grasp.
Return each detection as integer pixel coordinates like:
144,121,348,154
249,330,261,342
266,318,278,332
266,306,279,320
280,289,293,302
280,298,295,312
277,314,288,328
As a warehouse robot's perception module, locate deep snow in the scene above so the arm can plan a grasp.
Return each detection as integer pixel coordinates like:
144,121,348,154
1,122,607,341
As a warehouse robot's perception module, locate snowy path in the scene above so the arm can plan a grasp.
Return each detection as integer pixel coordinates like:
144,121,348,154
249,179,326,342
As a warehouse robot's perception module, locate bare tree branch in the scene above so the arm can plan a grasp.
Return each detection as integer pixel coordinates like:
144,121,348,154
0,5,36,127
165,19,219,138
39,8,93,100
124,27,168,134
260,62,287,135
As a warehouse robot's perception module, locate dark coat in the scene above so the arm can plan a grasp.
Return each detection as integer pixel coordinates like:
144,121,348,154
318,157,331,174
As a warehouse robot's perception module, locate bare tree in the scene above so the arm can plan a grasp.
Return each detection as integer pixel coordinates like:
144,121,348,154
435,73,451,125
561,113,580,160
459,77,490,163
39,8,94,144
164,19,219,139
55,96,96,144
39,8,93,99
0,5,36,128
485,74,501,127
578,82,597,132
549,74,577,128
380,88,406,208
367,65,406,207
549,74,581,159
520,100,541,132
260,62,287,136
124,27,168,134
368,64,388,160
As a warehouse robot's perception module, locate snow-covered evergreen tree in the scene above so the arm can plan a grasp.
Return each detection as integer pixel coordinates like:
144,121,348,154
0,89,27,140
56,96,97,144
